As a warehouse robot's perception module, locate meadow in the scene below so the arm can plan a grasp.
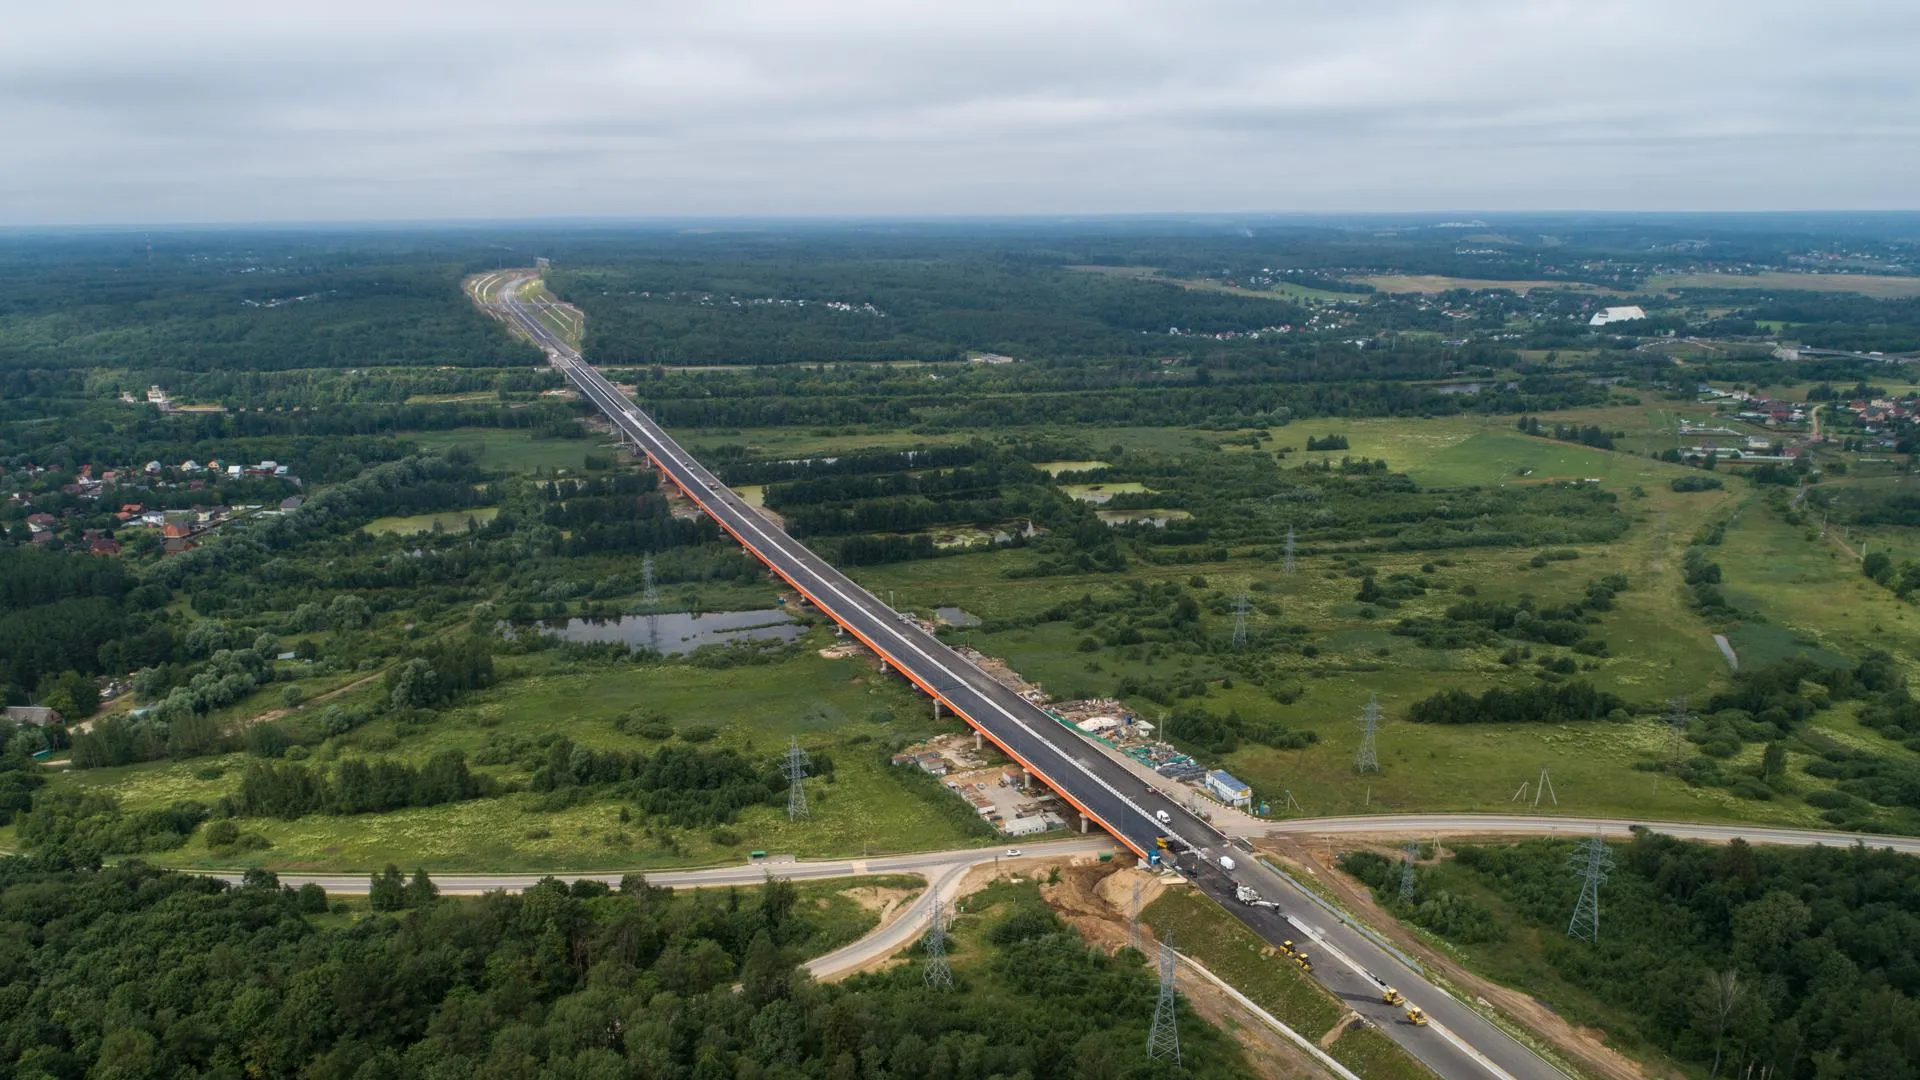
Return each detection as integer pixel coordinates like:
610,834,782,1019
416,426,607,473
851,402,1920,828
364,507,500,535
31,643,1002,872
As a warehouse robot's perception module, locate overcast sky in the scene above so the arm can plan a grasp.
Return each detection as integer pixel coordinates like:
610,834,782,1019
4,0,1917,225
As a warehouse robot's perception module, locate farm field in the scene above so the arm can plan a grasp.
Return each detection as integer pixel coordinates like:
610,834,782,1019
676,423,1259,462
1352,275,1620,295
1065,264,1357,304
1648,271,1920,298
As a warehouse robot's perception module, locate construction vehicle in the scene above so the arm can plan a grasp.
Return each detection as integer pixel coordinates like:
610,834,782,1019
1279,939,1295,957
1234,885,1279,910
1405,1006,1428,1027
1383,987,1404,1006
1294,952,1312,973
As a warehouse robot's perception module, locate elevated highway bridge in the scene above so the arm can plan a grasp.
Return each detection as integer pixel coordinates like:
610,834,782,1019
487,273,1570,1080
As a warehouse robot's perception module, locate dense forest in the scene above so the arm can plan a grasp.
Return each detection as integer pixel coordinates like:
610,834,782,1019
0,236,540,372
1425,834,1920,1080
0,860,1244,1079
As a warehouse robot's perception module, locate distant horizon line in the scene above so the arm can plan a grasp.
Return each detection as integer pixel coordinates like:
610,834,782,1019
4,208,1920,236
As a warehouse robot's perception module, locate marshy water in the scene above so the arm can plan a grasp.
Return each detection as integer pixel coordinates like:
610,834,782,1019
543,608,803,654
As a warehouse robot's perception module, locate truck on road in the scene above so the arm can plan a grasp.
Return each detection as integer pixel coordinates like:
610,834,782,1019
1233,885,1279,910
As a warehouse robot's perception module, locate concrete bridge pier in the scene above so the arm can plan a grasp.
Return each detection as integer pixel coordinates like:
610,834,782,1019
973,730,982,751
933,697,943,721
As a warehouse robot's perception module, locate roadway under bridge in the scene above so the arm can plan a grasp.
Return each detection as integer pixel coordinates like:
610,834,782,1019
487,273,1571,1080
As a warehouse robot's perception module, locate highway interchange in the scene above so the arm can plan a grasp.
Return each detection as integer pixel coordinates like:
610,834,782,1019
476,272,1917,1080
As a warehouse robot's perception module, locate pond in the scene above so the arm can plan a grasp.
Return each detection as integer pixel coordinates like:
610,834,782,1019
935,607,982,627
1428,380,1521,395
541,608,803,655
1097,509,1193,527
1032,459,1111,476
1061,481,1154,504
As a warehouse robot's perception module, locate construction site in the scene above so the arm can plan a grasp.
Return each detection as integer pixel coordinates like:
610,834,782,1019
891,733,1071,837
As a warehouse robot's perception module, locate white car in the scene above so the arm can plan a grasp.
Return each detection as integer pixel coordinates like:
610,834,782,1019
1004,848,1022,857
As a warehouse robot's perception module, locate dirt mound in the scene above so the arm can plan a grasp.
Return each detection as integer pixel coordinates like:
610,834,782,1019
1093,866,1171,915
841,885,918,923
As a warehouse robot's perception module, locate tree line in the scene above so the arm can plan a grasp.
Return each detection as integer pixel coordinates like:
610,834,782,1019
0,857,1247,1079
1443,833,1920,1079
1408,680,1630,725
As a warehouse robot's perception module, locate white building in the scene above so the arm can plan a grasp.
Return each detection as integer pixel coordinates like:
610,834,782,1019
1204,769,1253,808
1589,305,1648,327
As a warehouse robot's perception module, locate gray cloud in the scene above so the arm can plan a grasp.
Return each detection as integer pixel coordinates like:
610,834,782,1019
2,0,1916,224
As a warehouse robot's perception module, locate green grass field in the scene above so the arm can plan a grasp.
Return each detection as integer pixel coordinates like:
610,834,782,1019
846,401,1920,828
40,647,998,872
364,507,500,535
415,427,605,473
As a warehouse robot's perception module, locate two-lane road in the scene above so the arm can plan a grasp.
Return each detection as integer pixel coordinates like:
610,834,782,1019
488,273,1567,1080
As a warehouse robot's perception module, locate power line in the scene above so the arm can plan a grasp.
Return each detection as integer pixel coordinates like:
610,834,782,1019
1146,937,1181,1065
1665,696,1695,769
1567,836,1614,943
1231,592,1250,650
1355,693,1381,774
922,886,953,991
782,738,810,822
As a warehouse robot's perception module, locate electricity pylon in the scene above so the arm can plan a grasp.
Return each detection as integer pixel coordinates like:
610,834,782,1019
1664,696,1694,764
782,738,810,821
1355,693,1382,774
922,887,953,991
1146,937,1181,1065
1283,526,1297,573
1567,836,1614,943
1398,840,1419,906
1129,878,1144,952
641,554,659,607
1231,592,1249,650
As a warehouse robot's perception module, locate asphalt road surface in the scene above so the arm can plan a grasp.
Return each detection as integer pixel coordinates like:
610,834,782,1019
488,274,1576,1080
1258,814,1920,854
237,837,1115,898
